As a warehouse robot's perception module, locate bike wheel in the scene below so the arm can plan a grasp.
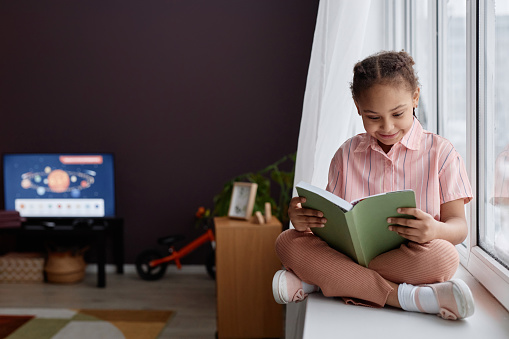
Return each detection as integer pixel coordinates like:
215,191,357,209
205,249,215,280
135,249,168,281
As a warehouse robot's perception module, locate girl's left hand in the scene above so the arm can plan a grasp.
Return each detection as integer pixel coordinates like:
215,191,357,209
387,208,440,244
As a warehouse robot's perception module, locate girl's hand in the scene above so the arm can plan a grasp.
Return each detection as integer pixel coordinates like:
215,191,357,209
387,208,440,244
288,196,327,232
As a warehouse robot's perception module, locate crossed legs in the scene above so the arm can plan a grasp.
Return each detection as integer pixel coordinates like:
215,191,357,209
275,229,459,307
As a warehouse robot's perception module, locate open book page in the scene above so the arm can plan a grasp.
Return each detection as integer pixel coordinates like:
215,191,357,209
295,181,416,266
351,190,416,266
295,181,357,261
350,189,416,207
295,181,353,212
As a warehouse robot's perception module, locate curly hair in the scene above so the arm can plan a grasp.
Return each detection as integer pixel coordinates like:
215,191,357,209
350,50,420,102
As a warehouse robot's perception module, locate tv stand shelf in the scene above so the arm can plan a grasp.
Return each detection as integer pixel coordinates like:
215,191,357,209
1,217,124,287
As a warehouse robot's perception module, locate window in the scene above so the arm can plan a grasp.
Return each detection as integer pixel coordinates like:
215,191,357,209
406,0,509,310
437,0,470,251
411,0,436,132
438,0,467,161
479,0,509,270
467,0,509,310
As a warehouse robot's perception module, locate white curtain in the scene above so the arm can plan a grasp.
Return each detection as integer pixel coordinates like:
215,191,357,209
293,0,387,190
287,1,387,338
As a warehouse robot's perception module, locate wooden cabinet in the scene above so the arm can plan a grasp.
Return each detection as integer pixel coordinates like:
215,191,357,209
215,216,284,339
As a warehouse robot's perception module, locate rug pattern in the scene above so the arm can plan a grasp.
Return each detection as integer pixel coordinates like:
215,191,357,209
0,308,175,339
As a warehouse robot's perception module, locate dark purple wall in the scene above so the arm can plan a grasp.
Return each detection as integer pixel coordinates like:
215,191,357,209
0,1,318,264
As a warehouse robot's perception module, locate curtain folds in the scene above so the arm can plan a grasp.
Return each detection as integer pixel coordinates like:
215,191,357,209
294,0,373,190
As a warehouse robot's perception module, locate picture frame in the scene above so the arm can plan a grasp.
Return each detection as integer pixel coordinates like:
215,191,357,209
228,182,258,220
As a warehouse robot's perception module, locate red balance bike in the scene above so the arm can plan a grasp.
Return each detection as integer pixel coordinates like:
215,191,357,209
135,225,216,281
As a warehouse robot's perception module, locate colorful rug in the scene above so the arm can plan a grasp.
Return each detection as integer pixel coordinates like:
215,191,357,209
0,308,175,339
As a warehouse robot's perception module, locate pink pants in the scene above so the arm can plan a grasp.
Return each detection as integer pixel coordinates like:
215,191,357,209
275,229,459,307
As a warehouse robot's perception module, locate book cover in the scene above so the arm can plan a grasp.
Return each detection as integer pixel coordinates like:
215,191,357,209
295,181,416,267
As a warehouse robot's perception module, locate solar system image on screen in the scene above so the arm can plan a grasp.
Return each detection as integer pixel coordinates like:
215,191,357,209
3,154,116,217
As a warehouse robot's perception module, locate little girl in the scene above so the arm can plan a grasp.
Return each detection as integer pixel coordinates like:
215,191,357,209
272,50,475,320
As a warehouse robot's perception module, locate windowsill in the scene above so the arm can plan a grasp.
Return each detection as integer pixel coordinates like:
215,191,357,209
301,265,509,338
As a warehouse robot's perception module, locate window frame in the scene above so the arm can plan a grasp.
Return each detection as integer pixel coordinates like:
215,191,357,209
463,0,509,310
457,0,477,264
404,0,509,310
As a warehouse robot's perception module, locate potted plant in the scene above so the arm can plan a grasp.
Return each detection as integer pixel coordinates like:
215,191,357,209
208,153,296,229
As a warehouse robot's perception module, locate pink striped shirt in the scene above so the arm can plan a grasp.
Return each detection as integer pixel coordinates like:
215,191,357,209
326,118,473,221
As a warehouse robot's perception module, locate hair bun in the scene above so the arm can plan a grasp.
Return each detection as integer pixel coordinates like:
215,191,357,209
397,50,415,66
393,60,407,71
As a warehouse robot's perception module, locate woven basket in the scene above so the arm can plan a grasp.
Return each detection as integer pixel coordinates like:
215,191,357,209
0,252,45,283
45,249,86,284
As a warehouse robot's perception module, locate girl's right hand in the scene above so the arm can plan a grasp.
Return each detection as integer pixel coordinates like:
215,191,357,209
288,196,327,232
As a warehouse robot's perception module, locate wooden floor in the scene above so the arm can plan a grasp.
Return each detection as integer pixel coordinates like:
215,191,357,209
0,265,217,338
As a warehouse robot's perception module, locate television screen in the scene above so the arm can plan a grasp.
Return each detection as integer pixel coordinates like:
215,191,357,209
2,153,116,218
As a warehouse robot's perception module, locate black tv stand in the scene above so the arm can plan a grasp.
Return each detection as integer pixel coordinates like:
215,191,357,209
71,218,94,227
3,217,124,287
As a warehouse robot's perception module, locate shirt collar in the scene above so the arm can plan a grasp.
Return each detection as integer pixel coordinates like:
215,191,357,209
354,117,423,153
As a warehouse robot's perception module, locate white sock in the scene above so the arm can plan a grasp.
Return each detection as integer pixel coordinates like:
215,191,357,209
302,281,319,294
398,283,439,313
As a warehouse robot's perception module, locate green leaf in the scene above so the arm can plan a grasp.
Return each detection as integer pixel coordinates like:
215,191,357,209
210,152,296,227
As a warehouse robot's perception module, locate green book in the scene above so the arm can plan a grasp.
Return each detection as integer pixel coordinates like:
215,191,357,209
296,181,416,267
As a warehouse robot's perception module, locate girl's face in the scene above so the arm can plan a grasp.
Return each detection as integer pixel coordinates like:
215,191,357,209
355,83,420,153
